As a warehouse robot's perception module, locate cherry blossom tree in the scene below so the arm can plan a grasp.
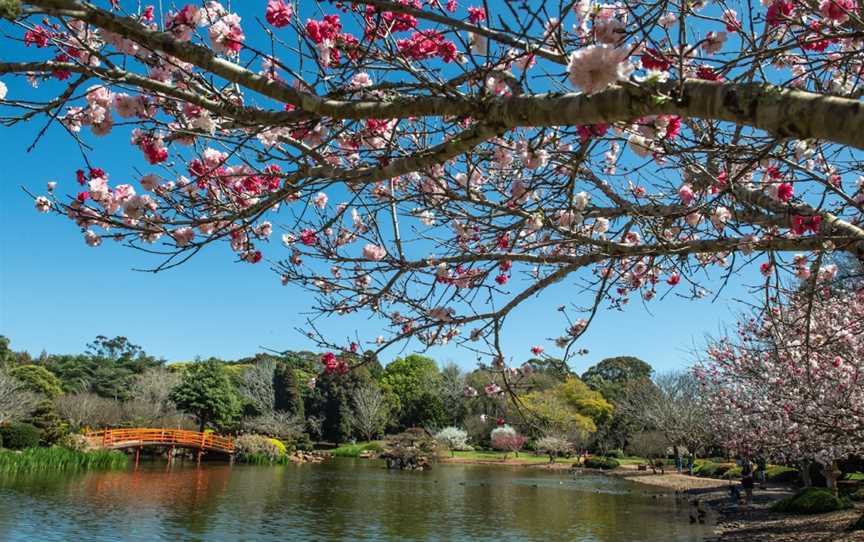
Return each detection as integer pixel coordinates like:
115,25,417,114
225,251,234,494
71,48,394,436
1,0,864,378
694,285,864,490
490,424,525,458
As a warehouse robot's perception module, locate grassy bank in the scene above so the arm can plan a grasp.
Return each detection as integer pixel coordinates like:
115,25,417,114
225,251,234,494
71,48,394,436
0,447,129,475
328,441,385,458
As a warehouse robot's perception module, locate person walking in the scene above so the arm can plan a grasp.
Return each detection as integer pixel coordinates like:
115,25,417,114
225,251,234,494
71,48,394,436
741,460,755,508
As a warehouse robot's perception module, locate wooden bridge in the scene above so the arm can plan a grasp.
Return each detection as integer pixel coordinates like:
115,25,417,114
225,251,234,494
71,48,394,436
85,428,234,464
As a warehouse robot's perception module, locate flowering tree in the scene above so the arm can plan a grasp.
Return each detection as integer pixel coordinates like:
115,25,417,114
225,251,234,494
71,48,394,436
490,424,525,458
434,425,469,455
695,286,864,490
2,0,864,376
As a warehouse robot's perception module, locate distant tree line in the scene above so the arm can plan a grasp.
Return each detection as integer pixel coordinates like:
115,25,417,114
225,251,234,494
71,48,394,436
1,335,716,456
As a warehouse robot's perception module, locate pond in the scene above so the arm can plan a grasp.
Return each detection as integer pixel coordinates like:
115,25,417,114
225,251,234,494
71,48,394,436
0,459,711,541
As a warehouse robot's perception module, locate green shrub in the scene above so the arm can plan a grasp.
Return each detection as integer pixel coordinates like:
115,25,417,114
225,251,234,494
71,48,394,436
607,449,625,459
723,466,743,479
291,433,314,452
693,460,721,477
848,488,864,502
765,465,800,484
771,488,852,515
0,423,42,450
714,463,735,476
585,456,620,470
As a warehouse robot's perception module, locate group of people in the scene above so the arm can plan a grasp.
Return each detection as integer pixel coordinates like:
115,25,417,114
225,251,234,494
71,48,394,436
675,454,695,474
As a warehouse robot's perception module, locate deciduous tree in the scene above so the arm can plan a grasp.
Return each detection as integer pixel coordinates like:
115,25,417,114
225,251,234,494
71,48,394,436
4,0,864,375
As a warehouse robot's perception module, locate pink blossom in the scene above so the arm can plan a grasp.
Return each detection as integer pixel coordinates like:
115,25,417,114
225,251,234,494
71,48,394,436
299,229,318,245
172,227,195,247
265,0,293,28
777,182,794,202
313,192,328,209
350,72,373,88
567,45,633,94
766,0,793,27
467,6,486,24
35,196,52,213
484,382,502,395
84,230,102,247
678,184,695,205
530,345,544,355
363,243,387,260
820,0,856,23
703,31,727,55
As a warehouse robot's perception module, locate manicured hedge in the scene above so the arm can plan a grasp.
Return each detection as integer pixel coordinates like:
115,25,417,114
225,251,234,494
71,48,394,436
0,423,42,450
771,488,852,514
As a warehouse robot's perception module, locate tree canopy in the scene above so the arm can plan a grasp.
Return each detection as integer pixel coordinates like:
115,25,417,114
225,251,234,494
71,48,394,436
170,358,242,431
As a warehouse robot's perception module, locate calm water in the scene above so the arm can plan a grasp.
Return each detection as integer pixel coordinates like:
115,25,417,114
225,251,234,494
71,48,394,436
0,459,711,541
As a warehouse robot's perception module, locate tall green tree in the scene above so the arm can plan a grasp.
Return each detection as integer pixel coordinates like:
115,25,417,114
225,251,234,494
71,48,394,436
170,359,242,432
581,356,654,397
10,364,64,398
581,356,654,452
274,362,304,418
380,354,446,430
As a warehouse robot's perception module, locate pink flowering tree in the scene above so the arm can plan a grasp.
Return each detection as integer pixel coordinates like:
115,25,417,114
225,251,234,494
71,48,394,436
1,0,864,378
694,285,864,491
490,424,525,458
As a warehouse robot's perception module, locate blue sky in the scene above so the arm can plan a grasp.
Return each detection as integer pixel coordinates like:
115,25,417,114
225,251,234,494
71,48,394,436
0,0,763,373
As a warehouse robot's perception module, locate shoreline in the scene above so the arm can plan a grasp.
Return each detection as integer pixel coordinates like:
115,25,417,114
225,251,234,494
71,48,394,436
436,458,864,541
612,467,863,541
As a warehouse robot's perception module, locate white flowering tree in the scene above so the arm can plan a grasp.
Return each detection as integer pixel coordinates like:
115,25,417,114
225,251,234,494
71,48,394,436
2,0,864,380
695,286,864,491
434,425,469,455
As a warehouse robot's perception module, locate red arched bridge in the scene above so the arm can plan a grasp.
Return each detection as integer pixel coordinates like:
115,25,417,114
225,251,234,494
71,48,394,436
85,428,235,463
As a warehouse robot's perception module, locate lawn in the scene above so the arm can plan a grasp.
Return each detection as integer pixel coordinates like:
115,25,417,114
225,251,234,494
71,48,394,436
448,450,575,464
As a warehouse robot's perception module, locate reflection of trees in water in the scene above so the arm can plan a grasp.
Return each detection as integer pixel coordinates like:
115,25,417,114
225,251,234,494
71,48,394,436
77,464,233,535
0,462,709,541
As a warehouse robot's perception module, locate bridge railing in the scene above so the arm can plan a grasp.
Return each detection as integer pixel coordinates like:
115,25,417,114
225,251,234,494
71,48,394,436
85,428,234,453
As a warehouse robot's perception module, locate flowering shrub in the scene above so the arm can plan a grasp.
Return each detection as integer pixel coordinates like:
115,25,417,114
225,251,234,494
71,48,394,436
434,427,471,456
234,434,286,463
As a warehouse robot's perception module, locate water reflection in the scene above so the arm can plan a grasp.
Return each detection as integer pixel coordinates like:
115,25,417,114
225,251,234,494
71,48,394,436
0,460,710,541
